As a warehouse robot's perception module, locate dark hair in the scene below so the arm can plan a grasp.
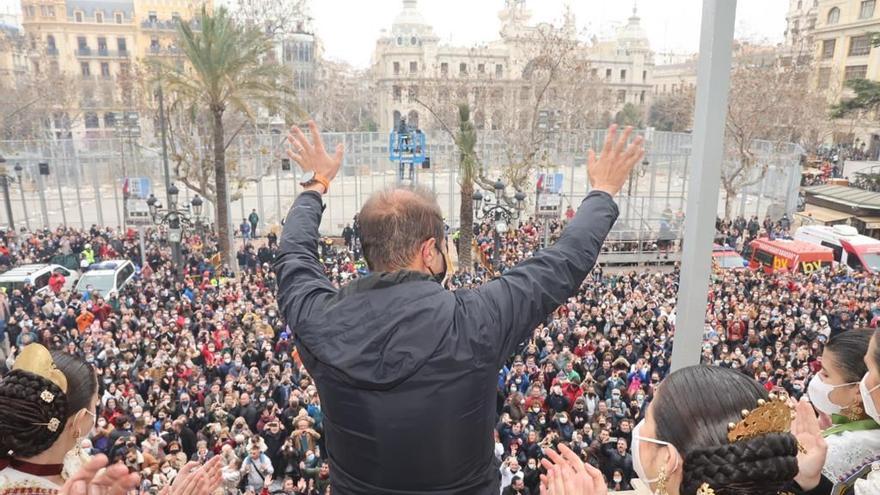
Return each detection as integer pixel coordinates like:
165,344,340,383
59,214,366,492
824,329,872,383
359,186,445,272
653,365,798,495
0,349,96,457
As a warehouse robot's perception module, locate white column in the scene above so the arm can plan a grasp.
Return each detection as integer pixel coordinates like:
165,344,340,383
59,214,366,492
670,0,738,372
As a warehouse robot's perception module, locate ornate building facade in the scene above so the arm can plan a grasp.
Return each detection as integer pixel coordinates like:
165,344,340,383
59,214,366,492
371,0,654,132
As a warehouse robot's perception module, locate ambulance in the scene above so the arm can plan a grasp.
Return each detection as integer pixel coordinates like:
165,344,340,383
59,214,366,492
794,225,880,273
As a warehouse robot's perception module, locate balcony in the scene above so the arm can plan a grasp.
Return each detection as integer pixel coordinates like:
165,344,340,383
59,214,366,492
46,47,58,56
141,19,201,31
75,48,130,58
146,46,183,57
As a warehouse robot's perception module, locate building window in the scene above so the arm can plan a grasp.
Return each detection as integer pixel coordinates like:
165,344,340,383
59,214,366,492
844,64,868,81
407,86,418,99
75,11,83,22
850,35,871,56
100,62,110,77
81,62,90,77
591,68,598,78
617,90,627,103
441,62,448,76
822,39,836,58
827,7,840,24
148,11,157,23
118,38,127,55
640,91,646,104
860,0,875,19
47,35,56,51
459,63,467,75
809,18,816,30
605,68,612,79
84,112,100,128
104,112,117,128
478,63,485,74
496,64,503,77
393,86,401,101
115,12,123,23
393,61,400,75
620,69,627,82
642,70,647,82
798,0,802,8
817,67,832,87
98,37,107,55
150,37,159,52
409,61,417,73
96,11,103,23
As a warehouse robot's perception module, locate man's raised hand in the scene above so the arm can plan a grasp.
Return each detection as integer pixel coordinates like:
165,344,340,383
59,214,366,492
286,120,344,186
588,125,646,197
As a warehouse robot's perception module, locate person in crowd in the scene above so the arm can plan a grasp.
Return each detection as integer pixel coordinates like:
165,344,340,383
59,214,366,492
249,210,260,239
806,329,879,484
275,121,643,494
241,220,252,241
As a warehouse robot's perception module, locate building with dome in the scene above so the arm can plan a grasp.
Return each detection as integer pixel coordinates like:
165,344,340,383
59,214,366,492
371,0,654,132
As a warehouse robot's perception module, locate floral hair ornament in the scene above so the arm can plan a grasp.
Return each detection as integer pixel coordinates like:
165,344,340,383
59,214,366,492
12,344,68,393
33,417,61,432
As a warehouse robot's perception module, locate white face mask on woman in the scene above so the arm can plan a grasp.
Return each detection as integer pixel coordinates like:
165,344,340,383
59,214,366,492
807,374,858,416
859,374,880,423
631,420,677,484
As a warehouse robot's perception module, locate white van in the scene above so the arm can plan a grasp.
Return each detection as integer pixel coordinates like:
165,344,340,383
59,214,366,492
794,225,880,273
0,264,80,295
74,260,136,296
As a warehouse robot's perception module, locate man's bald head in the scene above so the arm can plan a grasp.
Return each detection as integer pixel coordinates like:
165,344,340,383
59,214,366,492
359,186,445,272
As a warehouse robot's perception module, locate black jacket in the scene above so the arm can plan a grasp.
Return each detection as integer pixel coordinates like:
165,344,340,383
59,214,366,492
275,190,618,495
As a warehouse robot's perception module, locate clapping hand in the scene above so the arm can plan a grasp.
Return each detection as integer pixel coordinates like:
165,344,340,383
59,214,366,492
58,454,139,495
791,399,828,491
159,456,223,495
540,444,607,495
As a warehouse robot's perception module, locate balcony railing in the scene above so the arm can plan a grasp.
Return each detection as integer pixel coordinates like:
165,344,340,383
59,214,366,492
46,47,58,56
75,48,130,58
147,46,183,56
141,19,201,31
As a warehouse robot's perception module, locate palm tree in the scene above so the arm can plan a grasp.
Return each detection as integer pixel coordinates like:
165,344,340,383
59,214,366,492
456,104,478,272
162,6,295,267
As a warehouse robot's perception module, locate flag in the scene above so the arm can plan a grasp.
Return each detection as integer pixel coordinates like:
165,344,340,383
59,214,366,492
536,174,544,193
122,178,130,199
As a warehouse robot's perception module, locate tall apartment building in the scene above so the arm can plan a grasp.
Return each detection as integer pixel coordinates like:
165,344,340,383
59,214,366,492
17,0,210,138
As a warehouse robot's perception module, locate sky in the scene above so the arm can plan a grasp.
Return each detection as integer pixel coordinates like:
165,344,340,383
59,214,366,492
310,0,789,68
0,0,789,68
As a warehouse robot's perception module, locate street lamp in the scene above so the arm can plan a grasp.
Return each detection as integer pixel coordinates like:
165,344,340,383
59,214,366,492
146,185,194,281
191,194,203,217
0,156,13,232
13,163,27,231
473,179,526,273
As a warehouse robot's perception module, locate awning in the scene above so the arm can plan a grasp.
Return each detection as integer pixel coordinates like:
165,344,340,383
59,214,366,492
795,206,853,225
856,216,880,230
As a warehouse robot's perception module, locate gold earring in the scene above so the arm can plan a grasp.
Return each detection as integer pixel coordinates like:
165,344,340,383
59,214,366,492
656,466,669,495
844,403,864,422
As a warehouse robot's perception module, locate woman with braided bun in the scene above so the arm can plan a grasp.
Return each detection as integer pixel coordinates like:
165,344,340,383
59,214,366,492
0,344,224,495
538,365,831,495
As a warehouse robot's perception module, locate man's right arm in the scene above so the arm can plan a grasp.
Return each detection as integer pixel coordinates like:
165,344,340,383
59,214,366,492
273,191,337,328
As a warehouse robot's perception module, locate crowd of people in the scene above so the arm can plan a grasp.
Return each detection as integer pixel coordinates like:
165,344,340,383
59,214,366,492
0,192,875,494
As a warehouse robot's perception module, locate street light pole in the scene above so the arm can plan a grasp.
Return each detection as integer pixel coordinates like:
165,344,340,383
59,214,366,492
0,157,14,231
14,163,28,230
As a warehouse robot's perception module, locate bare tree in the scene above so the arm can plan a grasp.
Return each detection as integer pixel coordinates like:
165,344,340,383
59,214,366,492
648,88,695,132
305,60,378,132
0,31,81,141
229,0,309,39
415,23,612,196
722,55,828,219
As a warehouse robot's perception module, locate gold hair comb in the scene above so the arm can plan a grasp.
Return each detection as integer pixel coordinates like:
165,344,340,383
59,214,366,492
13,344,68,393
727,393,792,444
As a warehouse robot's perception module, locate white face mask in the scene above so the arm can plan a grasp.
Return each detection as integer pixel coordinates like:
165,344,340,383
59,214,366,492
807,374,858,416
859,374,880,423
631,420,676,485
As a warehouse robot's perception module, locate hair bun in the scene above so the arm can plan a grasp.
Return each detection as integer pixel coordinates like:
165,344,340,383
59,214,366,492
681,433,798,495
0,369,68,457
